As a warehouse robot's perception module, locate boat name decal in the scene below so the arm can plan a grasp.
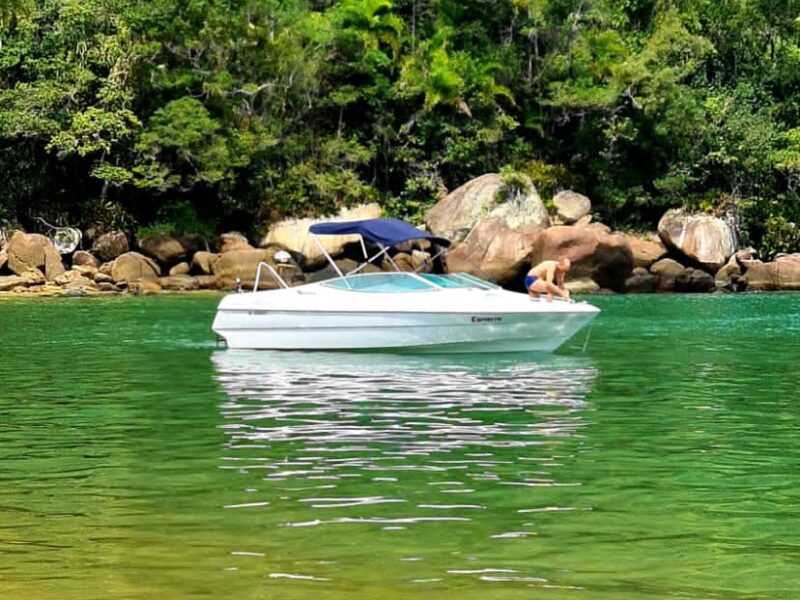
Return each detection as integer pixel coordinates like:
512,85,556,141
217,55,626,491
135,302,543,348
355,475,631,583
471,316,502,323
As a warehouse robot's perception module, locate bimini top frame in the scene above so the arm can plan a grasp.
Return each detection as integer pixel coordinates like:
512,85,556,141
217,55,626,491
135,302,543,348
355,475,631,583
253,218,451,292
307,218,451,283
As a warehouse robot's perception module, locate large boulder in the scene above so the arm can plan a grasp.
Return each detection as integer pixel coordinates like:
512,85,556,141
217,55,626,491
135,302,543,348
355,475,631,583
0,268,46,291
650,257,685,278
72,250,101,268
43,245,66,280
624,268,658,293
5,231,49,274
657,209,736,271
111,252,161,283
211,249,274,289
741,254,800,291
54,270,98,293
261,204,381,270
192,251,220,274
650,257,685,292
552,190,591,224
426,173,550,244
425,174,504,243
674,267,716,293
92,231,129,262
220,232,253,253
620,233,667,269
530,224,634,291
138,234,187,265
5,231,65,280
432,174,551,286
445,217,546,286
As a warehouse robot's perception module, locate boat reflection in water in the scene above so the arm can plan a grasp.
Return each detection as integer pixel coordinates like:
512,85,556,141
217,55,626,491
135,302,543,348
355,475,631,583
210,351,598,589
211,350,596,464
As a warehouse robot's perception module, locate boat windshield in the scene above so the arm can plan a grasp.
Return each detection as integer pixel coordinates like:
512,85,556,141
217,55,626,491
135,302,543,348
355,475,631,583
419,273,497,289
323,273,434,292
321,272,496,292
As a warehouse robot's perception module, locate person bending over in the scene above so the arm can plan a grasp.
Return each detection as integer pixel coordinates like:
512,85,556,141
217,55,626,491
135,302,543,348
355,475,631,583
524,257,572,302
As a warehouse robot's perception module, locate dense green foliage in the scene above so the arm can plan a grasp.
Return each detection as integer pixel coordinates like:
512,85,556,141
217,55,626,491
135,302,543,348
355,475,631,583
2,0,800,253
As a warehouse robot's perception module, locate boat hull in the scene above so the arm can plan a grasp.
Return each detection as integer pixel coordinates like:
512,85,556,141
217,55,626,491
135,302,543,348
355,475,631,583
213,308,598,353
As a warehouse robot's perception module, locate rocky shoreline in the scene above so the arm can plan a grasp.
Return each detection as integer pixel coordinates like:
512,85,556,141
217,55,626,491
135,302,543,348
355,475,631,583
2,174,799,298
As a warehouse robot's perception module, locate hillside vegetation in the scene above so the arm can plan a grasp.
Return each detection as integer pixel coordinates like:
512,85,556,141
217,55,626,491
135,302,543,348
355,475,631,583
2,0,800,255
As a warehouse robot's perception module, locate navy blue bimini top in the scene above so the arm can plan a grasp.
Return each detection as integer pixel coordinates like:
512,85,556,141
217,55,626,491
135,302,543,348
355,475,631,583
309,218,450,248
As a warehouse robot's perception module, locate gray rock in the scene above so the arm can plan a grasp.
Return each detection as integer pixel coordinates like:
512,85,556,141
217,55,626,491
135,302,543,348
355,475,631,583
432,174,552,287
426,173,549,244
72,251,101,268
552,190,591,224
260,204,381,270
658,209,736,271
620,233,667,269
5,230,65,279
111,252,161,283
741,254,800,291
220,232,254,253
211,249,272,289
92,231,129,262
192,251,219,274
650,258,685,292
674,268,716,293
624,272,657,293
138,235,187,265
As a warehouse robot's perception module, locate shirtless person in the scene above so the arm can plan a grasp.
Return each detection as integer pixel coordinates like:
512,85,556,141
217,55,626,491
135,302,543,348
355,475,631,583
524,257,572,302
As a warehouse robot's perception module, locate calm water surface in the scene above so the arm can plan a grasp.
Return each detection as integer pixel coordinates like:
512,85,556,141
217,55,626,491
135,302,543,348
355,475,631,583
1,293,799,599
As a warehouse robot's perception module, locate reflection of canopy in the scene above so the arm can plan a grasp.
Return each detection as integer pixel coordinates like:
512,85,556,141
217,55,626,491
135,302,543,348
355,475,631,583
309,218,450,248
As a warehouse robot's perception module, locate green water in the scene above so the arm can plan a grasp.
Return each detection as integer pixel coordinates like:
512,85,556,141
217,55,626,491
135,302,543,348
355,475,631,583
1,293,799,599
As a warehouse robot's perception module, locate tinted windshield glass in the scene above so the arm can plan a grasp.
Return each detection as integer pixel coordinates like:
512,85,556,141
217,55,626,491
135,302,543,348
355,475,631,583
323,273,434,292
419,273,495,289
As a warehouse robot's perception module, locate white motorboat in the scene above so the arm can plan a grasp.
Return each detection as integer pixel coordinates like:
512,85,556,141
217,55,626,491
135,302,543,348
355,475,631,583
211,218,599,353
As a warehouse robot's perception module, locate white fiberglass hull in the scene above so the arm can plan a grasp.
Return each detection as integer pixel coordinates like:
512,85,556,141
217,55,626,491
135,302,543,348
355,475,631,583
212,280,600,353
